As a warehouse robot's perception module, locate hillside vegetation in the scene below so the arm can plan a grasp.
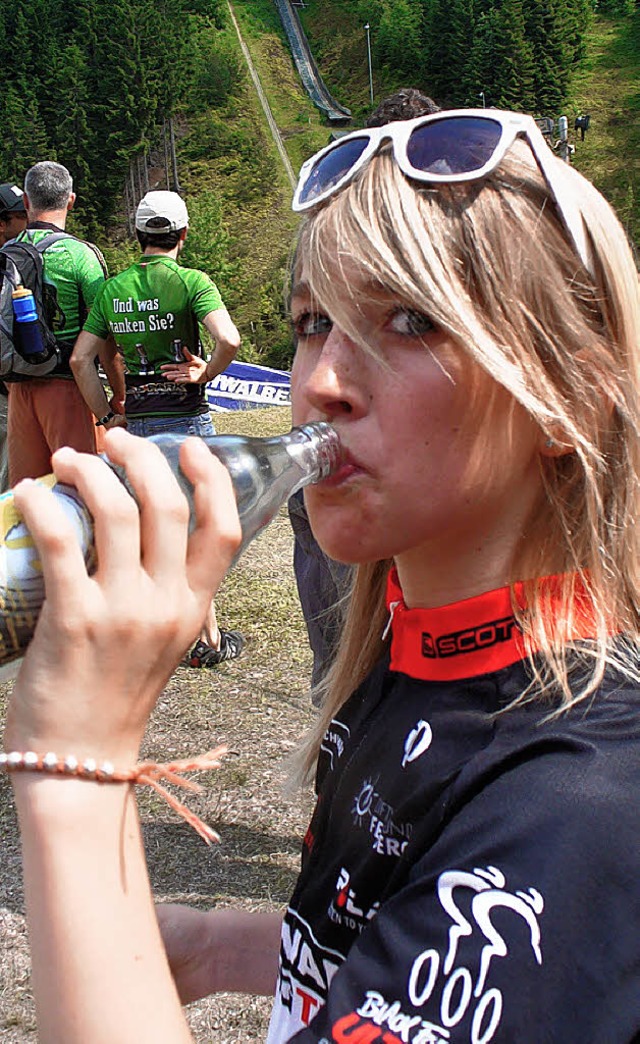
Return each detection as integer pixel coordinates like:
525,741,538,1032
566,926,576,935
0,0,637,370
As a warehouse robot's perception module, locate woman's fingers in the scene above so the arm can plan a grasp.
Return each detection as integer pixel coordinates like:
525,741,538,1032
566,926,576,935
15,430,240,644
11,475,94,616
6,430,244,763
100,428,191,585
178,437,242,600
50,441,144,591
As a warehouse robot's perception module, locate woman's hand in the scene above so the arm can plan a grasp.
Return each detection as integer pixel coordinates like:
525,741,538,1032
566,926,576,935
4,428,241,766
160,347,208,384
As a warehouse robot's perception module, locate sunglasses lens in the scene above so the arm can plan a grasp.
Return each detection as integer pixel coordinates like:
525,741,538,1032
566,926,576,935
298,137,371,206
407,116,503,176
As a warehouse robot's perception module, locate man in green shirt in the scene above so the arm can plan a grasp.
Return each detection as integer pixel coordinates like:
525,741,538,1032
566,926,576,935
7,162,115,484
72,191,240,434
72,190,243,667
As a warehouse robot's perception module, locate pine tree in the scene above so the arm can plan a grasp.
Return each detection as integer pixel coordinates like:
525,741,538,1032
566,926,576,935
467,0,536,111
1,1,52,177
1,86,51,181
376,0,425,81
524,0,571,114
426,0,476,104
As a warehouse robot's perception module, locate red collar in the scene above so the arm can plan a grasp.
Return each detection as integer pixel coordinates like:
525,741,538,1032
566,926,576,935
386,568,595,682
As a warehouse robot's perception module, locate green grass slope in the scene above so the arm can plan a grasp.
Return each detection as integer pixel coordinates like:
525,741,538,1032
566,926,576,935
567,12,640,246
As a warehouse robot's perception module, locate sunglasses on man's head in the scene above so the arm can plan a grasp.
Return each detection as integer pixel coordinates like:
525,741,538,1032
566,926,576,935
293,109,593,278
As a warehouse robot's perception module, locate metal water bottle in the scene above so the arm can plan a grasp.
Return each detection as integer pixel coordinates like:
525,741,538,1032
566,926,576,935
12,286,47,358
0,423,342,676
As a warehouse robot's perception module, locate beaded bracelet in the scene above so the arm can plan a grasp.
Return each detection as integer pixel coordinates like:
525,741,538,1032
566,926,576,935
0,746,227,845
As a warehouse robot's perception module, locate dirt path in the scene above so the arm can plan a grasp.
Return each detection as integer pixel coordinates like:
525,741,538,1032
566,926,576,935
227,2,297,191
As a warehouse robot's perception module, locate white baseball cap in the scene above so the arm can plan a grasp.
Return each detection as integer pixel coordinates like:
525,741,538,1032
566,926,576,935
135,191,189,233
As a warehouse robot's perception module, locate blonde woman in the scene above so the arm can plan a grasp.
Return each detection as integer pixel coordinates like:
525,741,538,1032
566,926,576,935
4,110,640,1043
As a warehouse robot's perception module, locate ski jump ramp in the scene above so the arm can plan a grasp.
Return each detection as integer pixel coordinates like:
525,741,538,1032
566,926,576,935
274,0,351,123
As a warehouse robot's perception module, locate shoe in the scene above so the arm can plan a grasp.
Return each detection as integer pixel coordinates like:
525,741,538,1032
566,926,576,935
186,630,245,668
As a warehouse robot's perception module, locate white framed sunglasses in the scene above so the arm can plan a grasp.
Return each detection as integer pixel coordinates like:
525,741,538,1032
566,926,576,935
293,109,593,277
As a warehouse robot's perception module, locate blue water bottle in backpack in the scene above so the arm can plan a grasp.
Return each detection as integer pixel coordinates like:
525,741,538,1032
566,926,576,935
12,285,47,358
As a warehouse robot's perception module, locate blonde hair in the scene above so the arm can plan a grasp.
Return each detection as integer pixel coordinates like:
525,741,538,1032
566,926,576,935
292,141,640,782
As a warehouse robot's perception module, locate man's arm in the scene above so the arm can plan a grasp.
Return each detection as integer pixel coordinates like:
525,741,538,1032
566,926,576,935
157,903,282,1003
160,308,241,386
70,331,125,427
99,336,126,414
201,307,241,381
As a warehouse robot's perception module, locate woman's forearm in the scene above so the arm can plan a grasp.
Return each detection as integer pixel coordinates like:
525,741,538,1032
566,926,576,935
14,776,193,1044
157,902,282,1003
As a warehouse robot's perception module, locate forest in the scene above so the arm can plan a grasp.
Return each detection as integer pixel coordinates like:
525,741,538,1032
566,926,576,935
338,0,635,113
0,0,239,229
0,0,637,365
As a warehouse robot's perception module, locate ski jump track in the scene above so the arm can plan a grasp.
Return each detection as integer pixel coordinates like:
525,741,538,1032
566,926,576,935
273,0,351,123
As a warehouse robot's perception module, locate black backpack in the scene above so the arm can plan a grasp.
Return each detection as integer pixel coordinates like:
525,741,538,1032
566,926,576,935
0,231,70,380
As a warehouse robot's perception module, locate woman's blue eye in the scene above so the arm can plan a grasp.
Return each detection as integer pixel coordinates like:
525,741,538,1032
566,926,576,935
293,311,332,338
389,308,435,336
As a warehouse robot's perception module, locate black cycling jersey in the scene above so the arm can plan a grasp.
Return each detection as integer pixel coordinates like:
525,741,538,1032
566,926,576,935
268,570,640,1043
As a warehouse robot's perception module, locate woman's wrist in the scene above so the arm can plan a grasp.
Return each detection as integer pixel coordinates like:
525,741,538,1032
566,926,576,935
3,744,227,844
11,770,134,834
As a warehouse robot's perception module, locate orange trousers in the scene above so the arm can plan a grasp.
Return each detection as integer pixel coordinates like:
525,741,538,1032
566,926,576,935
8,379,102,485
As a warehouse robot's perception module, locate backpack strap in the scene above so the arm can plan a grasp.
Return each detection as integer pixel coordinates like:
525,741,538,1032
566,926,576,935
17,230,71,255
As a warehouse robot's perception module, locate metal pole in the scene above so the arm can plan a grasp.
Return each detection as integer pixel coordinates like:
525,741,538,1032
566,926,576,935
364,24,373,104
557,115,570,164
479,91,485,108
129,163,135,195
168,115,182,194
163,119,171,190
136,155,144,202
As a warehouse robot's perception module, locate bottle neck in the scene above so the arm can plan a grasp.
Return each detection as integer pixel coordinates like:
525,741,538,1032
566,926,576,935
279,423,343,483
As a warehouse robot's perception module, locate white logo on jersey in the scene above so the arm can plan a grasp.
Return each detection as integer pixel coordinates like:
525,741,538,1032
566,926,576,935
402,719,433,767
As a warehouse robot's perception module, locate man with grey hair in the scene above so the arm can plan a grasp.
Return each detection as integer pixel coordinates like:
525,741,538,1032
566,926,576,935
7,162,122,483
24,160,74,211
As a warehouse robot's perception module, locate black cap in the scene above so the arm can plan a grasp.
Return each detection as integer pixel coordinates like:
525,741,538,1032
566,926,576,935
0,184,26,214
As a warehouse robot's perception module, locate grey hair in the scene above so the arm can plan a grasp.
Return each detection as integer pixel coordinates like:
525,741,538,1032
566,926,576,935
24,162,73,212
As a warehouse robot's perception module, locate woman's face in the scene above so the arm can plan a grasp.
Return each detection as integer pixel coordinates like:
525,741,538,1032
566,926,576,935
290,256,546,604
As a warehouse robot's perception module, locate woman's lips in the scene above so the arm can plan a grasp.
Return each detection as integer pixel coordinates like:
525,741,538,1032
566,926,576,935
318,452,364,488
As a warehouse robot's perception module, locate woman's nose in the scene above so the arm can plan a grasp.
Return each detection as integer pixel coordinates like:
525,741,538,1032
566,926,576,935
298,327,368,420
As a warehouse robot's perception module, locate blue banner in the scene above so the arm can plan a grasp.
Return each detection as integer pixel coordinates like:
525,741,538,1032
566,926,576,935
206,360,291,412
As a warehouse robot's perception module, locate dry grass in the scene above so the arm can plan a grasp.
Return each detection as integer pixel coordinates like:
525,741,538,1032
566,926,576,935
0,407,318,1042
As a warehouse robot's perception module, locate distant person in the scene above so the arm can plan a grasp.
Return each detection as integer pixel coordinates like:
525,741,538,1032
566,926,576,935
0,182,28,243
0,183,28,491
6,162,115,484
289,89,441,695
365,85,441,126
71,190,244,668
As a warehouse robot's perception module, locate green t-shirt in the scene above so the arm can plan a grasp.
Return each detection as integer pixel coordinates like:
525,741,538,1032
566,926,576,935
16,227,107,377
84,255,225,417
